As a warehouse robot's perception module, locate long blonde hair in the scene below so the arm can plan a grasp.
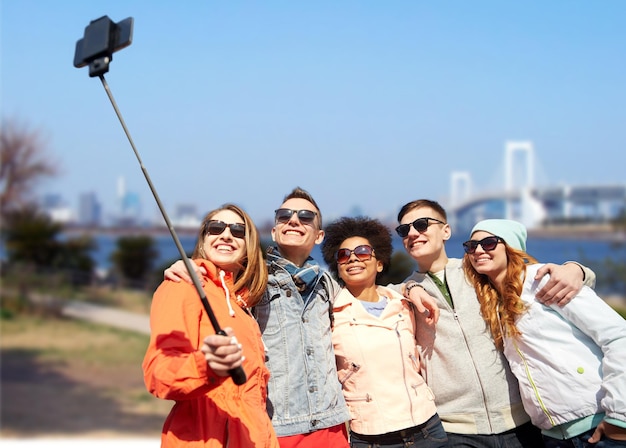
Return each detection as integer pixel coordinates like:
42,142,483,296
193,204,268,307
463,245,538,351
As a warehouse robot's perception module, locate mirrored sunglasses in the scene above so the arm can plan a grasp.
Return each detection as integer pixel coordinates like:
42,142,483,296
462,236,503,254
206,220,246,239
274,208,317,225
336,244,375,264
395,217,446,238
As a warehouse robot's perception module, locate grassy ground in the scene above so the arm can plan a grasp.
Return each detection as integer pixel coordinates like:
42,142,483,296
0,309,171,439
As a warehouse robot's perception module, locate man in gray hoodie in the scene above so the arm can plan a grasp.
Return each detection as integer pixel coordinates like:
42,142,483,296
397,199,595,448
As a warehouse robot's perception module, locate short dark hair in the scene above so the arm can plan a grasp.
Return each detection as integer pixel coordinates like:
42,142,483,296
321,216,392,283
397,199,447,223
281,186,323,227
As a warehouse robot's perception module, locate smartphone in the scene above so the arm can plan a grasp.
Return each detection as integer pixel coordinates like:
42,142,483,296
74,16,133,74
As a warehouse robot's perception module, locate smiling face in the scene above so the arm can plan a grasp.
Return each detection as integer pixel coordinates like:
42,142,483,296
466,230,508,288
271,197,324,264
399,206,450,271
336,236,382,292
200,209,246,275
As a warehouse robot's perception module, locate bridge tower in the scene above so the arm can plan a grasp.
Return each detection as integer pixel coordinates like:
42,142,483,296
450,171,472,228
504,141,534,219
450,171,472,207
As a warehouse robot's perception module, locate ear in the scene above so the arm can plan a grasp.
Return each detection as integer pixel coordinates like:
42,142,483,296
442,223,452,241
314,229,325,245
376,260,384,273
271,227,277,242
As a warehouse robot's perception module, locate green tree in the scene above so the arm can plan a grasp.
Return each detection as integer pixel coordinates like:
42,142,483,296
2,206,63,267
110,235,158,288
378,250,417,286
57,236,96,285
1,206,95,285
583,208,626,300
602,209,626,296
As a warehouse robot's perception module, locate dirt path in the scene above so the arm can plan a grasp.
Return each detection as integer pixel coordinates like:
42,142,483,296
0,307,170,442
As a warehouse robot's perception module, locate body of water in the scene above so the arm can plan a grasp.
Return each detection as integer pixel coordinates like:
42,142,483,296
92,233,624,284
2,230,622,293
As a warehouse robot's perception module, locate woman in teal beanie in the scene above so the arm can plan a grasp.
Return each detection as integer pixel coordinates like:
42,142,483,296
463,219,626,448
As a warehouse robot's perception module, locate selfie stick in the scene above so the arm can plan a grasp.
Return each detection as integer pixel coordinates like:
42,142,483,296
73,16,246,385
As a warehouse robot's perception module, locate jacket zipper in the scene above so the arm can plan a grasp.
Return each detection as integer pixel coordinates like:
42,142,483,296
426,274,494,431
339,362,361,385
350,393,373,402
512,339,556,426
396,322,418,427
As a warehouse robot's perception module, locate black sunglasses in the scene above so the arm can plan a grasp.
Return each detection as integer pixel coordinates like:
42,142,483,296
206,220,246,239
336,244,375,264
395,217,446,238
274,208,318,225
462,236,503,254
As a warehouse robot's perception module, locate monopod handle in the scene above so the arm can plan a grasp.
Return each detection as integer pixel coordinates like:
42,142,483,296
217,329,249,385
98,74,247,386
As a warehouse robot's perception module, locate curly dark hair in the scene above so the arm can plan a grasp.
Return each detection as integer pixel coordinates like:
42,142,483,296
321,216,393,283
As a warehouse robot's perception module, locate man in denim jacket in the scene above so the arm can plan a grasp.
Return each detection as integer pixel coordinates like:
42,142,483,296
252,187,349,447
165,187,350,447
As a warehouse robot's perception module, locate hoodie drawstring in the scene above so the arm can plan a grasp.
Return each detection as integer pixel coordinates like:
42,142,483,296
219,270,236,317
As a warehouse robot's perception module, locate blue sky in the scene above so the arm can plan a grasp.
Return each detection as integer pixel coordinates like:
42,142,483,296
2,1,625,227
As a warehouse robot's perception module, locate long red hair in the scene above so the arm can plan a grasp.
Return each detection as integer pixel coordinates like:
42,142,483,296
463,246,538,351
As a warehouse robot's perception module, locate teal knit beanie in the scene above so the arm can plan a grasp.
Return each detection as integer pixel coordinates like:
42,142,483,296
470,219,527,251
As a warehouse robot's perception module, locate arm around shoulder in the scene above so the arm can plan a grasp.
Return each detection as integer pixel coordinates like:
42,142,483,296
534,261,595,307
564,261,596,288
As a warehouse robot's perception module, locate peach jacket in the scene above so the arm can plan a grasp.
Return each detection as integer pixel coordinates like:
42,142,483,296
332,285,437,435
142,259,279,448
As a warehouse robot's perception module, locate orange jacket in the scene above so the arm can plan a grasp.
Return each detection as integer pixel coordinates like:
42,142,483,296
142,259,279,447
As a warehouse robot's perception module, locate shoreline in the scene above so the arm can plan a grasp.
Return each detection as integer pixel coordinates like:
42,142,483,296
63,223,626,242
528,224,625,242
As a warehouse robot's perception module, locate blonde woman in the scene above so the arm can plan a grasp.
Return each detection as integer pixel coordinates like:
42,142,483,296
143,204,278,447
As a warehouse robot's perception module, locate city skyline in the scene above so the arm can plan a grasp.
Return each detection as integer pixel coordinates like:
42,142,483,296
3,1,626,226
40,175,203,228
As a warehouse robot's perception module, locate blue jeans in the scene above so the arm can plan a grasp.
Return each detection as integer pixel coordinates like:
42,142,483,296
543,429,626,448
350,413,448,447
446,421,543,447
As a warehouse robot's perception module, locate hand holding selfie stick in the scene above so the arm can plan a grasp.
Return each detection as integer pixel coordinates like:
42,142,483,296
74,16,247,385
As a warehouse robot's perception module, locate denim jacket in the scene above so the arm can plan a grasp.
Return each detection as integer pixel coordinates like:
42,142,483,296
252,248,349,437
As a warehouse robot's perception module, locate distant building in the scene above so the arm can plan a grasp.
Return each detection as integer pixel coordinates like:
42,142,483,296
41,193,74,224
78,192,102,227
173,203,201,228
115,176,142,226
115,191,142,226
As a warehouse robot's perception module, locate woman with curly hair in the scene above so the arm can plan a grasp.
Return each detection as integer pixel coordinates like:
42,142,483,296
463,219,626,448
321,216,447,448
